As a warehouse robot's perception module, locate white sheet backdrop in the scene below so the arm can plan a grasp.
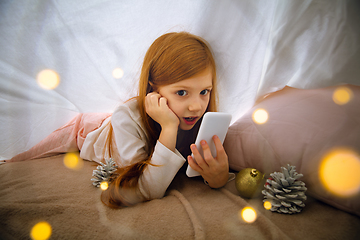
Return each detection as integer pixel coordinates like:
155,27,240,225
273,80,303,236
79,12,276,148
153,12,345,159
1,0,359,160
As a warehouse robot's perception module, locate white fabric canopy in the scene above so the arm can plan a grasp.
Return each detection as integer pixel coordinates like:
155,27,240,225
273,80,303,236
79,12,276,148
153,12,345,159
1,0,359,160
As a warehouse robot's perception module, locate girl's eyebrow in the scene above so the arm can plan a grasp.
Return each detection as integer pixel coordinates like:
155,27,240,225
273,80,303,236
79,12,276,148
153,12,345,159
172,85,213,89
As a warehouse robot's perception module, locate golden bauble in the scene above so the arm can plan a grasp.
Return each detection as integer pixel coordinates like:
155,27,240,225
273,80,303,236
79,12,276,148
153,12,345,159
235,168,265,198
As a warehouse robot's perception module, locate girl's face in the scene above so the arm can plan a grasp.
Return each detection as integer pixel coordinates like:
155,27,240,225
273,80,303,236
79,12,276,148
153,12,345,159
157,68,213,130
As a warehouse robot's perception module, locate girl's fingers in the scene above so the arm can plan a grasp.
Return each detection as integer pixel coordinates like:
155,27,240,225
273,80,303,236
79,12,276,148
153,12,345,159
212,135,227,164
187,155,203,172
145,92,164,115
191,136,228,170
149,93,160,105
159,96,167,108
190,141,216,169
145,92,159,109
190,144,208,168
200,140,216,166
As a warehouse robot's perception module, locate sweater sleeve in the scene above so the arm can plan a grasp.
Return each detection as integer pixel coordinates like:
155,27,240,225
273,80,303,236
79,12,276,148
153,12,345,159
111,101,150,166
139,141,186,200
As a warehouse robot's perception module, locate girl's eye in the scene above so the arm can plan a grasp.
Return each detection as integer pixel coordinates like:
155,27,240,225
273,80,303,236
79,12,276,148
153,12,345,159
200,89,210,95
176,90,187,96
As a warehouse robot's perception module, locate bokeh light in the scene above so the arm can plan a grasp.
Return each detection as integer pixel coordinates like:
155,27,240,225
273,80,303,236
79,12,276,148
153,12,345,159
332,86,353,105
239,207,257,223
100,181,109,191
319,148,360,197
63,152,83,170
263,201,272,210
252,108,269,124
112,68,124,79
30,221,52,240
37,69,60,90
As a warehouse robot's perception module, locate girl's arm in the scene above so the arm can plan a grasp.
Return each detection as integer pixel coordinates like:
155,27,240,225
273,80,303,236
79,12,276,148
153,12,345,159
139,140,185,199
111,97,185,202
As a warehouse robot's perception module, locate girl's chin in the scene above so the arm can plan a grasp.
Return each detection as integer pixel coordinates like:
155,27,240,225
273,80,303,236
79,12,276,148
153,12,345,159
179,122,196,131
179,125,193,131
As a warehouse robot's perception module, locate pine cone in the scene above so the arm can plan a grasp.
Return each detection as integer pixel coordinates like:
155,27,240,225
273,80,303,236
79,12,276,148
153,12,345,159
262,164,307,214
91,158,118,187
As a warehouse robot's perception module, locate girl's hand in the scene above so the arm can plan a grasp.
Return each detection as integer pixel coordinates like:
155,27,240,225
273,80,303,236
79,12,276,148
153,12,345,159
145,92,180,129
188,135,229,188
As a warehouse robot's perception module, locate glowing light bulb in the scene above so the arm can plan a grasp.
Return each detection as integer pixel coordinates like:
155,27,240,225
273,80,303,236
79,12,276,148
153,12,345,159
112,68,124,79
37,69,60,90
263,201,272,210
332,86,353,105
252,108,269,124
239,207,257,223
30,221,52,240
63,152,83,170
100,181,109,191
319,148,360,197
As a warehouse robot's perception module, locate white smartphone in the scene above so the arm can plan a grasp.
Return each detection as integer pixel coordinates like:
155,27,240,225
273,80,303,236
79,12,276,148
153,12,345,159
186,112,232,177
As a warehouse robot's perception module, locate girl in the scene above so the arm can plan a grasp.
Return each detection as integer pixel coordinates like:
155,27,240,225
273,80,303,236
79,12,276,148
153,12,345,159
8,32,230,207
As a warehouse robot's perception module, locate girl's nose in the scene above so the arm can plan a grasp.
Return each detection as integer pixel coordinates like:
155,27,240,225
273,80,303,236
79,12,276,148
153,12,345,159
188,99,202,112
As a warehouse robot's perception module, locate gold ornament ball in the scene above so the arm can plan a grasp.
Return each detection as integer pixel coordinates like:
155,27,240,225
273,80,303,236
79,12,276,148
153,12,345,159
235,168,265,198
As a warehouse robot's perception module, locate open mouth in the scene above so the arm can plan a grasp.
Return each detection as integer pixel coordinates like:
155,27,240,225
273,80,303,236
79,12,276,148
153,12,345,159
183,117,198,125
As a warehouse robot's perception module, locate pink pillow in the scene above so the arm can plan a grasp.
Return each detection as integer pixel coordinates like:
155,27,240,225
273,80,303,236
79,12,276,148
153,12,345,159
224,85,360,216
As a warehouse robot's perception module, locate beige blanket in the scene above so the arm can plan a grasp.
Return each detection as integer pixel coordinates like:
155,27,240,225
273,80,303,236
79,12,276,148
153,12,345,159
1,155,360,239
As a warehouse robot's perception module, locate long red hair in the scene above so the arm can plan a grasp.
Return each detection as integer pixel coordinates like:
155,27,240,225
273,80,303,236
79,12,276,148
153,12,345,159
101,32,218,208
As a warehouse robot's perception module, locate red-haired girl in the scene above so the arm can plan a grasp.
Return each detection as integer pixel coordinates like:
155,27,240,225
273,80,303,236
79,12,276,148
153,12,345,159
9,32,230,208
